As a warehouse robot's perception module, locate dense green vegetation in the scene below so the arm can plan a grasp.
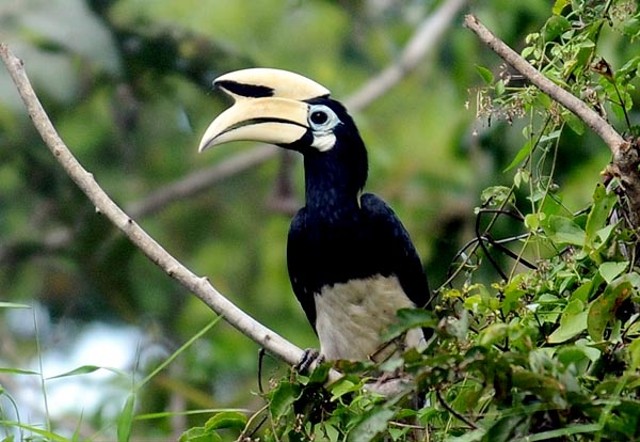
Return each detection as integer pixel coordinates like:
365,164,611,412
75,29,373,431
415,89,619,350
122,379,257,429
2,0,640,440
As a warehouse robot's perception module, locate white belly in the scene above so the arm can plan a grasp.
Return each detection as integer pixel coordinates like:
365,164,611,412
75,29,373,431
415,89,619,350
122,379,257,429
314,275,424,361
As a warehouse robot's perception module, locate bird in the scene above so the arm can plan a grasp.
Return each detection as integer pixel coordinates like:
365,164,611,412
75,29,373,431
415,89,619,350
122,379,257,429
198,68,431,364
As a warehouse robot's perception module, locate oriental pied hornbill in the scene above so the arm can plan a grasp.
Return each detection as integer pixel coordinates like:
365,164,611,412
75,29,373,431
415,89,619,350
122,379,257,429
198,68,431,363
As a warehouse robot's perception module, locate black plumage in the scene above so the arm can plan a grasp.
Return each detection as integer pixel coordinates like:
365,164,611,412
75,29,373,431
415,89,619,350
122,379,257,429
286,98,430,331
198,68,431,362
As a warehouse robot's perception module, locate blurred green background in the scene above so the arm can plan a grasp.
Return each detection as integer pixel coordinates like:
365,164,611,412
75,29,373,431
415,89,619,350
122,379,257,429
0,0,620,438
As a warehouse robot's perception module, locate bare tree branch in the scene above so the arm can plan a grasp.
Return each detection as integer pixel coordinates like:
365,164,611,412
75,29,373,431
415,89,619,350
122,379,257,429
0,43,304,368
463,14,626,155
464,14,640,229
126,144,278,218
346,0,469,110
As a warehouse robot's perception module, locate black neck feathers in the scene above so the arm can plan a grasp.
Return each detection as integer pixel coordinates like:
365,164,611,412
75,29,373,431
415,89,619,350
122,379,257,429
300,99,369,216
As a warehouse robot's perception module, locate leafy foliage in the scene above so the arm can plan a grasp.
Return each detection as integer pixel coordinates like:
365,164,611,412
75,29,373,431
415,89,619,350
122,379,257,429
183,1,640,440
2,0,640,441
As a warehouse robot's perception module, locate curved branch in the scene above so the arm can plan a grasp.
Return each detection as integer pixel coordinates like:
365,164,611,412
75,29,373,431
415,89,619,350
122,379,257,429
0,43,303,368
462,14,626,156
346,0,469,110
463,15,640,229
127,144,278,218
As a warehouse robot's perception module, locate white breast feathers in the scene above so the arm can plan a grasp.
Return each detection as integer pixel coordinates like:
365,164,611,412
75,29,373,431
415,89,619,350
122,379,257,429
314,275,424,361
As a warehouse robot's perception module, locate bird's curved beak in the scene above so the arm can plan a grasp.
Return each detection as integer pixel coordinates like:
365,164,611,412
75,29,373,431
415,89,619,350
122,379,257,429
198,97,309,151
198,68,330,152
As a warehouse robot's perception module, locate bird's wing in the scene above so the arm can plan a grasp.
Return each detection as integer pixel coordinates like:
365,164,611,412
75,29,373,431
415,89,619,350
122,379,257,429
360,193,431,309
286,207,318,331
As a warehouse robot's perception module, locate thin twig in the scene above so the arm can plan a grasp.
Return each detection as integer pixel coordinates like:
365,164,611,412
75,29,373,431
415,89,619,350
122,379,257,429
436,388,478,429
126,144,278,218
0,43,304,368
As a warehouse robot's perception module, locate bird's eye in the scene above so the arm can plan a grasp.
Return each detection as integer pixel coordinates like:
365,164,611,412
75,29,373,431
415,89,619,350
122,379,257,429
307,104,340,131
310,110,328,125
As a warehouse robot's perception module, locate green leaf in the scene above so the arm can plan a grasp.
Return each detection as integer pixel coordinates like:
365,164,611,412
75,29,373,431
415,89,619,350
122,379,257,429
521,45,536,60
47,365,126,380
598,261,628,284
629,338,640,371
269,381,301,419
539,129,562,143
547,300,588,343
525,424,601,441
322,424,341,442
479,323,508,347
464,294,483,312
475,65,494,84
179,426,222,442
562,110,585,135
622,17,640,38
513,168,530,189
618,55,640,78
569,280,593,303
447,428,486,442
543,15,571,41
504,139,534,172
135,409,240,421
0,367,40,376
587,277,634,341
484,414,528,442
502,273,527,315
117,393,136,442
585,183,616,246
204,411,247,431
552,0,570,15
557,345,592,372
0,302,30,309
543,215,586,246
596,224,616,246
480,186,513,206
328,377,360,401
348,407,395,442
0,421,68,442
574,339,602,362
524,212,544,232
511,371,564,401
308,362,332,384
383,308,437,340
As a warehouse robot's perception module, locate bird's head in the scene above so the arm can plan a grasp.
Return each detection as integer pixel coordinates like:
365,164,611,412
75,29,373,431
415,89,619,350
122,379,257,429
198,68,367,187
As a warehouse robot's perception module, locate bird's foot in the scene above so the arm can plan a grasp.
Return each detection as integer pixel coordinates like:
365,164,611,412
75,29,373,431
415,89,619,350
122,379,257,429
296,348,324,374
